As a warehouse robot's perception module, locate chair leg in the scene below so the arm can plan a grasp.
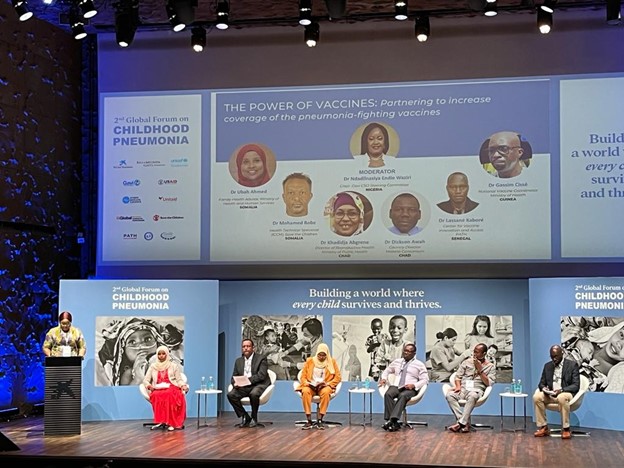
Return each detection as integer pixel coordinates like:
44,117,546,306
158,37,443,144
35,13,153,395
403,410,427,429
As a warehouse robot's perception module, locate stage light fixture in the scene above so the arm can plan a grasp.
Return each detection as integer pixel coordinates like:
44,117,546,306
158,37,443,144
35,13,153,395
216,0,229,30
606,0,621,25
191,26,206,52
414,15,430,42
12,0,33,21
324,0,346,20
304,22,319,47
299,0,312,26
69,6,87,40
394,1,408,21
537,8,552,34
166,2,186,32
42,0,56,5
484,2,497,16
78,0,97,19
114,0,139,48
540,0,556,14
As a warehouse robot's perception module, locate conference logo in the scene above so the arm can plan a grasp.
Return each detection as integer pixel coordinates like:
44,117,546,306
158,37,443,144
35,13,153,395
137,160,165,167
122,179,141,187
158,196,178,202
122,196,142,204
144,232,154,241
170,157,189,167
113,159,133,169
160,232,176,240
153,214,184,221
122,233,138,240
157,179,178,185
116,216,132,221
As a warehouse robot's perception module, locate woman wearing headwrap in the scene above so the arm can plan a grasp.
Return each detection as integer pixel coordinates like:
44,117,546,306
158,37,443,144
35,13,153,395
296,342,341,430
235,143,272,187
143,345,188,431
97,317,184,386
43,311,86,357
331,191,365,237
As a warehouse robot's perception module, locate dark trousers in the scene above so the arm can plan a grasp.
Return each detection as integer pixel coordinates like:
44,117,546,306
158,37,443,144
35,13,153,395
227,385,264,420
384,386,417,421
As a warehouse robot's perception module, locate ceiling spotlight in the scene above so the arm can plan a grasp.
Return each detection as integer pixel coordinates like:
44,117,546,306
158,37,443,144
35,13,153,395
484,2,497,16
191,26,206,52
304,22,319,48
537,8,552,34
69,6,87,40
395,1,408,21
78,0,98,19
606,0,621,25
114,0,139,48
540,0,556,14
12,0,33,22
299,0,312,26
166,2,186,32
216,0,229,30
414,15,430,42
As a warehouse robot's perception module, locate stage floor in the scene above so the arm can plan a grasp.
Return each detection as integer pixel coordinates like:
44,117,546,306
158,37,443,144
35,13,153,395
1,412,621,467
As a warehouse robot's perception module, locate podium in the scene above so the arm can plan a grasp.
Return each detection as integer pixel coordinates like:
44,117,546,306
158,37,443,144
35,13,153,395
44,356,82,435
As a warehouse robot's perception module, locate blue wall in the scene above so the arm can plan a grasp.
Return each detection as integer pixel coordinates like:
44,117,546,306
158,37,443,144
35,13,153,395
59,279,219,421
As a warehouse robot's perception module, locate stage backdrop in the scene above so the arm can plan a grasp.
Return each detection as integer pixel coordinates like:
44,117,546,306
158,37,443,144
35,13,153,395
59,279,219,421
219,279,529,417
529,276,624,431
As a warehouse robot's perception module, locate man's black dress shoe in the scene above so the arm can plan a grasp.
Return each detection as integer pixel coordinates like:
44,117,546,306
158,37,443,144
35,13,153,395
382,421,392,431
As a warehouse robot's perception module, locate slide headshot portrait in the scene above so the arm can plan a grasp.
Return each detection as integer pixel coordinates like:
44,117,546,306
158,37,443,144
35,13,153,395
479,131,532,179
437,172,479,215
350,121,399,168
228,142,277,187
388,192,423,236
282,172,313,217
325,191,372,237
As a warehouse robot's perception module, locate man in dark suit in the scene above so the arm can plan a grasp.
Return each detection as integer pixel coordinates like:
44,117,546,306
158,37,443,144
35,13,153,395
227,339,271,428
437,172,479,215
533,344,580,439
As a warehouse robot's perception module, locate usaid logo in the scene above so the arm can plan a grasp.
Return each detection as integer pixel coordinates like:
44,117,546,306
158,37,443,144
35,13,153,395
157,179,178,185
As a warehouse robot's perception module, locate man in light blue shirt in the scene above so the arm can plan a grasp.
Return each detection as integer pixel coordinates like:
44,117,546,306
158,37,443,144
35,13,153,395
388,193,422,236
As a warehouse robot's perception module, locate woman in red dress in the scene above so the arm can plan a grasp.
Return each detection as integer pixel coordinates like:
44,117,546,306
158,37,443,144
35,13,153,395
143,345,188,431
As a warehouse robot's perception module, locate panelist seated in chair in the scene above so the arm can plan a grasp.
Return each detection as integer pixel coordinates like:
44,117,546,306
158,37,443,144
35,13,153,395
379,343,428,432
295,343,341,430
142,345,189,431
533,344,580,439
227,338,271,428
445,343,496,433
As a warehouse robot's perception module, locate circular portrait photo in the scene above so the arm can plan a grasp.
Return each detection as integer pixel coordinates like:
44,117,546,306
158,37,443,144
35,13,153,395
479,131,532,179
383,191,429,236
228,142,277,188
324,191,373,237
350,122,400,168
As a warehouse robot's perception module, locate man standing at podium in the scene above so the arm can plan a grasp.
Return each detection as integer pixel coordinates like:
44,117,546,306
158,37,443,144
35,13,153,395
43,311,86,357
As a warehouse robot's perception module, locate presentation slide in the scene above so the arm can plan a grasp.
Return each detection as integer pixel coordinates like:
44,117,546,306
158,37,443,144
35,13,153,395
97,73,624,269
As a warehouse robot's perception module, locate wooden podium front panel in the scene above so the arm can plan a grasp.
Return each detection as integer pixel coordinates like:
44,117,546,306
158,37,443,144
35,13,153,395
44,357,82,436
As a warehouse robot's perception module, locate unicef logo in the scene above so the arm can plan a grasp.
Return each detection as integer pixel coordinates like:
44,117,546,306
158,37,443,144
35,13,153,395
122,196,130,204
144,232,154,240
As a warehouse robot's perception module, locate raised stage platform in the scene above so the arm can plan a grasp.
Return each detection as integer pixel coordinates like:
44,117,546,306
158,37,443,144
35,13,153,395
0,412,620,467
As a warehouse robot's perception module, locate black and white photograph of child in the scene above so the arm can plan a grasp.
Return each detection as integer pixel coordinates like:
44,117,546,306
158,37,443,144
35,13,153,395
95,316,184,386
425,315,513,383
561,315,624,392
241,314,324,381
332,315,416,382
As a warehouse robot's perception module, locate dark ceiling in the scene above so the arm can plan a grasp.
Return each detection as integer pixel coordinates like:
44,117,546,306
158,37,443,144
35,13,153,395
20,0,614,34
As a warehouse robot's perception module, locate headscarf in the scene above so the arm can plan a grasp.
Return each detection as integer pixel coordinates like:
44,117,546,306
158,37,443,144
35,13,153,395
331,191,365,236
152,345,172,372
236,144,271,187
588,321,624,347
312,342,336,374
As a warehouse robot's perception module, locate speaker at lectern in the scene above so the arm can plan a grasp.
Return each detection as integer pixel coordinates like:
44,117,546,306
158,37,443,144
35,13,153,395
44,356,82,435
